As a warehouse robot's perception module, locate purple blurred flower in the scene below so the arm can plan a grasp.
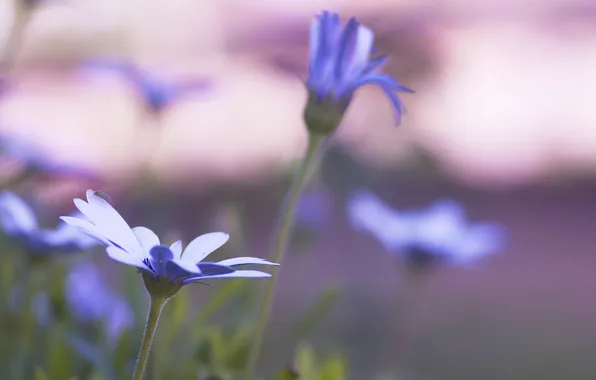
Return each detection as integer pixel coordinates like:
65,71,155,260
347,190,504,267
0,191,98,255
82,60,211,114
0,133,96,179
296,189,332,228
66,261,134,344
61,190,277,296
304,11,412,135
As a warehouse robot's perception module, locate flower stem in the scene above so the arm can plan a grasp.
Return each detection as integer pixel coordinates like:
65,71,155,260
0,5,30,75
244,133,326,380
131,296,167,380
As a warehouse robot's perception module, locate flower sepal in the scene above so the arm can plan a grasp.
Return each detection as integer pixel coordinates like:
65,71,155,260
141,271,183,301
303,91,348,136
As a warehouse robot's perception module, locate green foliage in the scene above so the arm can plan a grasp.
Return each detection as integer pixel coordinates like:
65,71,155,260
0,216,346,380
276,345,348,380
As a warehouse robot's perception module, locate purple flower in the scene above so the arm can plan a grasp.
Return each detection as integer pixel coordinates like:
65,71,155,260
66,261,134,344
296,189,332,228
0,191,98,255
304,11,412,135
0,133,96,179
82,60,210,114
347,190,504,267
60,190,277,297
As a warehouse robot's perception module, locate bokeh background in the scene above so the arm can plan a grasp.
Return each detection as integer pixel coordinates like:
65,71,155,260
1,0,596,379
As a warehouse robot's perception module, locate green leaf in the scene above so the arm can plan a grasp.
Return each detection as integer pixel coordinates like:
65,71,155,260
34,367,50,380
295,345,317,380
318,358,347,380
276,367,300,380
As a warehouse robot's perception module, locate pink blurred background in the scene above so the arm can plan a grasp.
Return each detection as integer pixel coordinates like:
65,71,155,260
2,1,596,379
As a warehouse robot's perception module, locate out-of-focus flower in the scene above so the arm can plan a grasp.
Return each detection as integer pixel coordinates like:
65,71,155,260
61,190,277,298
347,190,504,268
303,11,412,136
82,60,211,115
0,134,96,181
296,189,332,228
65,261,133,344
0,191,98,255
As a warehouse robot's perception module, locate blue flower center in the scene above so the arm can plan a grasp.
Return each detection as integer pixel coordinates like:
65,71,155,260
148,245,174,276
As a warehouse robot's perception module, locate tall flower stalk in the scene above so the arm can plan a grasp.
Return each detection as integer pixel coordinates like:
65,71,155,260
0,1,31,75
244,132,325,379
244,10,411,379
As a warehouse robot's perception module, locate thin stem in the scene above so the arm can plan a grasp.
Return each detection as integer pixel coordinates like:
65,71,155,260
244,133,326,380
0,5,31,75
131,296,168,380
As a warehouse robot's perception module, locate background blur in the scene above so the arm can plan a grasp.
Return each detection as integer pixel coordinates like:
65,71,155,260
1,0,596,379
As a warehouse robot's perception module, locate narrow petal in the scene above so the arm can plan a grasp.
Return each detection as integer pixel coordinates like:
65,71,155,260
74,193,142,254
170,258,202,274
106,246,147,270
346,24,375,74
170,240,183,259
181,270,272,284
335,18,359,81
216,257,279,267
346,191,413,251
197,262,235,275
132,226,160,253
360,55,388,77
308,14,323,72
38,222,98,249
180,232,230,263
59,216,111,246
0,192,38,234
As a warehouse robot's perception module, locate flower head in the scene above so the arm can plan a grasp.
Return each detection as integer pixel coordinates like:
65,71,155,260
304,11,413,135
66,261,134,344
0,191,98,255
82,60,211,115
0,133,96,181
347,190,504,268
61,190,277,298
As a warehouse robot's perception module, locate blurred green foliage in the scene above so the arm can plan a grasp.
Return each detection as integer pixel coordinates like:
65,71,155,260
0,234,347,380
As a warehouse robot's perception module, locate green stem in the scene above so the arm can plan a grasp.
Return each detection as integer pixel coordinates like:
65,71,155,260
131,296,168,380
244,133,326,380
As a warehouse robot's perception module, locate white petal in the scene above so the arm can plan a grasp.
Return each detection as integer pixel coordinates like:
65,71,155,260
106,246,147,269
170,240,182,259
216,257,278,267
186,270,272,282
170,258,201,274
0,191,38,234
60,216,111,246
181,232,229,263
38,222,98,248
73,194,141,254
132,226,160,253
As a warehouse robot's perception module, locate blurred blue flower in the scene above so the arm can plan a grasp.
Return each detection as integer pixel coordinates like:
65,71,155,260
347,190,504,267
0,133,96,179
0,191,98,254
61,190,278,288
82,60,211,114
66,261,134,344
296,189,332,228
304,11,412,135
